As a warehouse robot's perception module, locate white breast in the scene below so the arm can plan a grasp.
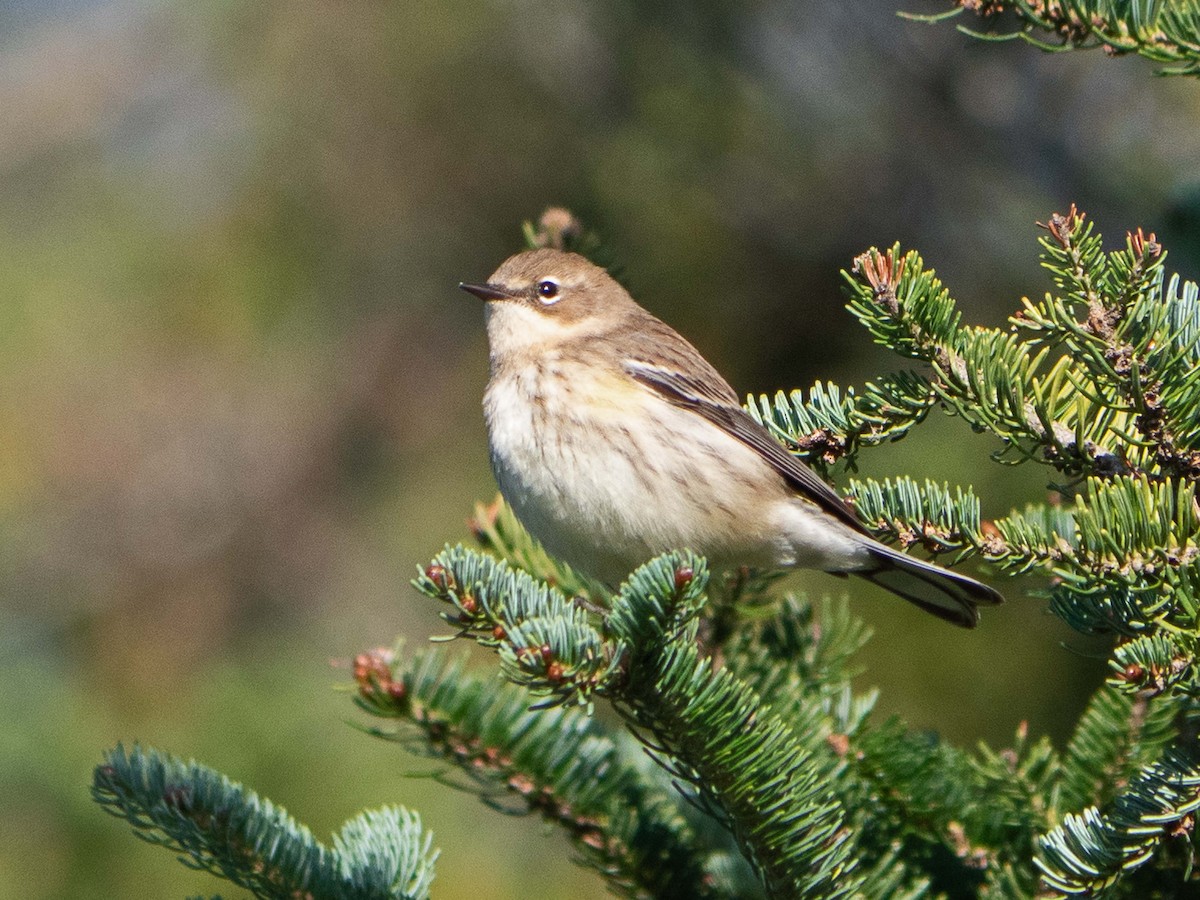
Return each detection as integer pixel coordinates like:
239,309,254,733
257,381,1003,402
483,354,796,583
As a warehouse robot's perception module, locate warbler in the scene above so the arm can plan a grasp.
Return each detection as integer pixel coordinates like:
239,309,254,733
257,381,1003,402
461,248,1003,627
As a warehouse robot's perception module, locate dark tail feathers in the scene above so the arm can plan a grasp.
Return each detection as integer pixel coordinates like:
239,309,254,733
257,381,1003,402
854,543,1004,628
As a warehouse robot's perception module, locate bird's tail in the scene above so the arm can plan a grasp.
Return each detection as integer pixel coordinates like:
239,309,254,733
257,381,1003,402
853,542,1004,628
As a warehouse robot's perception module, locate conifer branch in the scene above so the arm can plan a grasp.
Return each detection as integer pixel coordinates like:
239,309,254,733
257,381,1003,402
842,472,1199,638
92,744,438,900
746,373,937,471
729,594,873,701
838,221,1200,482
603,555,859,899
1036,744,1200,894
1058,687,1178,813
352,645,725,899
925,0,1200,76
839,720,994,891
994,476,1194,582
1022,208,1200,481
1109,633,1194,699
847,477,987,558
967,723,1061,895
412,547,860,898
415,546,620,705
844,243,1113,476
725,597,954,897
838,721,1065,897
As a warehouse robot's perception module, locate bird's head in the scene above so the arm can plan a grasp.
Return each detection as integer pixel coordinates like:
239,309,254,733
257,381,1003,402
460,249,636,357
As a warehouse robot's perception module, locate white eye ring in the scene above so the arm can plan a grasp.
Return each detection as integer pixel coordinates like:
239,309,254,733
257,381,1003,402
536,279,561,304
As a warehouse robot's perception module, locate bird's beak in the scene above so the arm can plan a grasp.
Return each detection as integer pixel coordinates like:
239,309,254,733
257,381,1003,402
459,282,515,302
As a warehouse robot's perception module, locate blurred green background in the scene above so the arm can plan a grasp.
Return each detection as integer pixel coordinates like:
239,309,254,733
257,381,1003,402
3,1,1199,896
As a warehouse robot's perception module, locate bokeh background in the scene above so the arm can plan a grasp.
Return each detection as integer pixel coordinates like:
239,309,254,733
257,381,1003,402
3,1,1199,896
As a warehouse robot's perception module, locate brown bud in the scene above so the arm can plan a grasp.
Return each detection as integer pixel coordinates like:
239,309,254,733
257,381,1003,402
353,650,390,686
492,624,507,641
1121,663,1145,683
352,648,398,699
546,661,565,683
425,564,448,590
460,595,478,615
1168,813,1195,839
1130,227,1162,261
674,566,694,590
507,773,535,796
531,207,583,250
580,831,605,850
352,652,371,682
540,644,554,664
852,248,904,315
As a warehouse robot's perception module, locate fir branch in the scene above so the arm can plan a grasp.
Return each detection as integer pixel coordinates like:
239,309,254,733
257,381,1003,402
1048,581,1170,636
928,0,1200,76
1109,633,1194,699
92,744,437,900
840,720,991,895
842,720,1062,897
1036,744,1200,895
751,214,1196,489
333,809,439,900
722,595,878,788
847,470,1199,631
415,545,620,705
851,851,934,900
1058,687,1178,814
847,477,987,558
1131,273,1200,480
735,594,873,696
967,723,1062,897
980,474,1200,633
725,597,951,898
701,566,787,653
352,645,724,899
846,245,963,363
1031,476,1200,626
1034,204,1112,339
746,372,937,471
604,555,860,899
1047,476,1198,583
842,221,1200,481
1020,209,1200,480
843,244,1090,473
415,546,859,898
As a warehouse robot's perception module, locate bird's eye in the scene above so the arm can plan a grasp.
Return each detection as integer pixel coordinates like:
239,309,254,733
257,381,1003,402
536,280,561,303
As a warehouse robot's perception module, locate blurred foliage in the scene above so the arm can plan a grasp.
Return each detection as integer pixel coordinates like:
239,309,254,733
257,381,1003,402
3,0,1200,897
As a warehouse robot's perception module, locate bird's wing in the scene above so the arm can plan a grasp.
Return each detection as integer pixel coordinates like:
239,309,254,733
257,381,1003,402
624,357,869,535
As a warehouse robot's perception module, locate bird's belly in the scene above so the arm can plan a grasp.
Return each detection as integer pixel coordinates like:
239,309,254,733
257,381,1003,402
484,368,789,582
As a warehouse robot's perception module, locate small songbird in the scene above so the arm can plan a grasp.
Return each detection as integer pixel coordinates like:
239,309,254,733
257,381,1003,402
460,249,1003,627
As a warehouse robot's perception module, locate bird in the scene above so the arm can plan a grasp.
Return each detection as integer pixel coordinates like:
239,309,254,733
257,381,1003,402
460,248,1003,627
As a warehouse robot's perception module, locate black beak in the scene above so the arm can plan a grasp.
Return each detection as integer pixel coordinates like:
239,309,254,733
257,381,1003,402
459,282,515,302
